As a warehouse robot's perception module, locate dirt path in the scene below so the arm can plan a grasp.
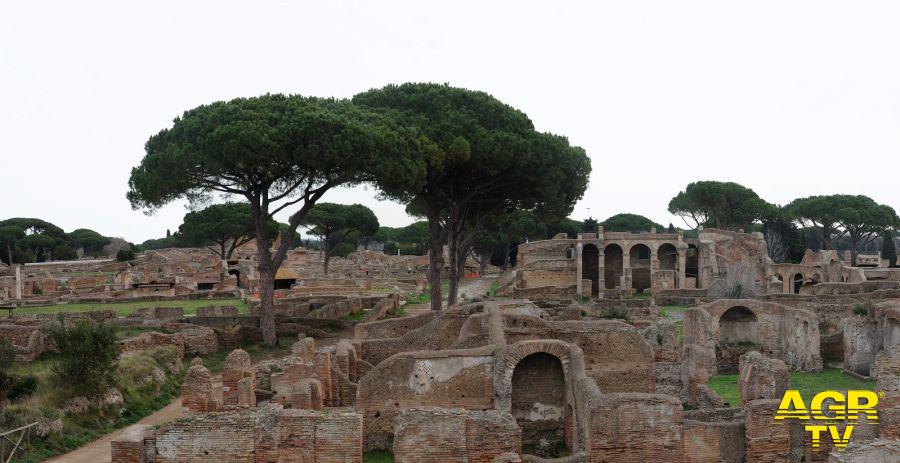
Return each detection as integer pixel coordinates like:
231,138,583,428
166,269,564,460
458,276,497,301
44,398,182,463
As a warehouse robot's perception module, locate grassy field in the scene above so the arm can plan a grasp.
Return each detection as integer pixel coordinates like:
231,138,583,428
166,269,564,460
363,450,394,463
200,336,295,372
10,298,249,318
708,368,876,408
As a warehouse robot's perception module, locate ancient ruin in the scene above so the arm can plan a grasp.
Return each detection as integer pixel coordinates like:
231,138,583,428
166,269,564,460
32,224,884,462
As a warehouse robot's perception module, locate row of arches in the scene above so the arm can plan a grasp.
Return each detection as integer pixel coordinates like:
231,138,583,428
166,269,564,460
773,272,822,294
581,242,700,295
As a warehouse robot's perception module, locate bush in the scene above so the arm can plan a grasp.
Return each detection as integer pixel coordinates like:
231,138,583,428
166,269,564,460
8,376,38,400
48,320,120,398
599,306,630,321
0,338,15,401
853,302,871,317
116,249,136,262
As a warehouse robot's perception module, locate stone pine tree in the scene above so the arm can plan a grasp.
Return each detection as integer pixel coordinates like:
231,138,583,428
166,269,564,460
786,195,845,250
599,213,663,233
127,94,424,345
667,181,775,231
882,229,897,268
788,195,898,265
354,83,590,310
300,203,379,274
178,202,278,259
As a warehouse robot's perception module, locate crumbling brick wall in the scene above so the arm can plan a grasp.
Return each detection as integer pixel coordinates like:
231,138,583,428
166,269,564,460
393,408,520,463
113,407,363,463
744,399,791,463
739,351,789,406
586,393,684,462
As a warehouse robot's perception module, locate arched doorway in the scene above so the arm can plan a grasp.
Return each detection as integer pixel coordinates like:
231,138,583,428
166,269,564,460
603,244,623,289
793,273,804,294
686,244,700,288
717,306,759,373
658,243,678,289
512,352,566,453
630,244,651,293
582,244,599,296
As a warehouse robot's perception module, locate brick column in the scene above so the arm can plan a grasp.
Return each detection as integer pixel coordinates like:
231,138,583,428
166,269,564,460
678,249,686,289
575,243,583,297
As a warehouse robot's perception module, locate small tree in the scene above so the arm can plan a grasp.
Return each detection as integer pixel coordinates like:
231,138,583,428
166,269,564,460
883,229,897,268
582,217,599,233
300,203,379,274
116,249,136,262
49,320,120,397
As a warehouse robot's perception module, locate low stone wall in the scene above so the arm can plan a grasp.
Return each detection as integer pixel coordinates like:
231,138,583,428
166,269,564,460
112,407,363,463
512,285,576,301
195,305,239,317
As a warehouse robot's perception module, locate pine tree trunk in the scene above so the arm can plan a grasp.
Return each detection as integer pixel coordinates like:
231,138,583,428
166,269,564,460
447,227,459,307
253,210,277,346
426,205,444,312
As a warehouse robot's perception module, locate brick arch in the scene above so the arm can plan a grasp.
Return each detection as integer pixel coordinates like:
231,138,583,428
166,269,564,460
494,340,575,412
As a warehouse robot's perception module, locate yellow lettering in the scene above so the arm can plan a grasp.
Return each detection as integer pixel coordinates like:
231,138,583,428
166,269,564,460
805,425,828,448
810,391,845,420
828,425,853,449
776,390,810,420
847,390,879,422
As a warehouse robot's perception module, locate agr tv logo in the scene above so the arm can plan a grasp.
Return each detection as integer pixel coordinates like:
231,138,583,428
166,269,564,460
775,390,881,450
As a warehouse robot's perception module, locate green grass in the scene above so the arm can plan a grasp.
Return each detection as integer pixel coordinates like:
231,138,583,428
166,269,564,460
340,310,368,322
658,305,688,318
364,450,395,463
201,336,294,372
3,348,184,463
11,298,248,318
487,280,501,297
708,368,876,408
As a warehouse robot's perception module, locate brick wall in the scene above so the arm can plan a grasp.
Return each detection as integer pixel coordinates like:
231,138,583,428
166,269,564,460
115,407,363,463
393,408,520,463
587,393,684,463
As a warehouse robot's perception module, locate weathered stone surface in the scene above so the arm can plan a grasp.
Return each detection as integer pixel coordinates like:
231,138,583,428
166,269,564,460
739,351,789,406
843,316,877,376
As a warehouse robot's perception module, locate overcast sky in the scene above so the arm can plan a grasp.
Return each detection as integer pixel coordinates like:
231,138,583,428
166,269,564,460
2,1,899,243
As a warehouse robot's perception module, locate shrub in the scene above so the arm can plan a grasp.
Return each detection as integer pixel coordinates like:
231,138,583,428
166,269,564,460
48,320,120,398
0,338,15,402
852,302,871,317
8,376,38,400
116,249,136,262
599,306,629,321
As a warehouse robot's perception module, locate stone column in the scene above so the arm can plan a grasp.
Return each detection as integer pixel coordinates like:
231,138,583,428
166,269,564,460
677,249,686,289
622,246,631,291
575,243,583,297
15,264,22,301
649,247,658,292
597,250,606,295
